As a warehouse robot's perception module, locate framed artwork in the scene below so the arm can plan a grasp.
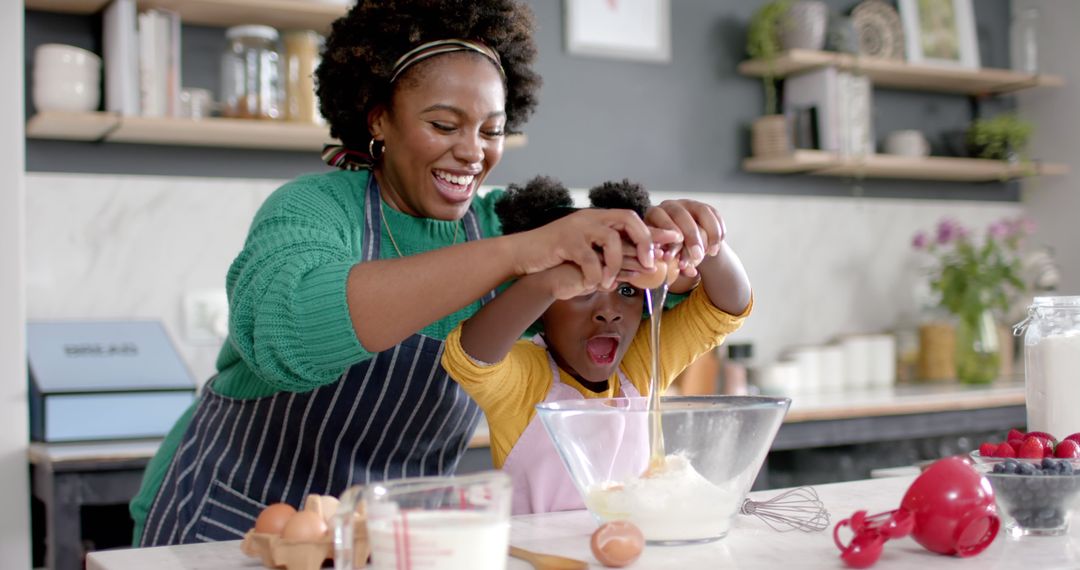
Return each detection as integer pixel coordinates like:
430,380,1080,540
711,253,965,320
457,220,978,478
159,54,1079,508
898,0,979,68
564,0,671,63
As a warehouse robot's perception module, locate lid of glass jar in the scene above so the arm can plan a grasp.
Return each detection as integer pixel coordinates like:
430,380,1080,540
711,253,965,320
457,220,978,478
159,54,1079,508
226,25,279,42
1032,296,1080,308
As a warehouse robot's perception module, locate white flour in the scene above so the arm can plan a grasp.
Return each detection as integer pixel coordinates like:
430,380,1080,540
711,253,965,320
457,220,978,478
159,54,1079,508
1026,333,1080,438
584,453,740,542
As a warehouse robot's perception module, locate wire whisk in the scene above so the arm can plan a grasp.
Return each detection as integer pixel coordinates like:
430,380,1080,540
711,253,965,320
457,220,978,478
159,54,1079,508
740,486,830,532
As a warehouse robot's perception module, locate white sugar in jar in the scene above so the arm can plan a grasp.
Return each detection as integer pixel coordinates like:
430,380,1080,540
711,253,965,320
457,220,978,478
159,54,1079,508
1016,296,1080,439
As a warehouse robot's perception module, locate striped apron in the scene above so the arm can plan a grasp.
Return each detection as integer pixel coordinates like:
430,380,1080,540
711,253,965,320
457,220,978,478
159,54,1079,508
140,176,494,545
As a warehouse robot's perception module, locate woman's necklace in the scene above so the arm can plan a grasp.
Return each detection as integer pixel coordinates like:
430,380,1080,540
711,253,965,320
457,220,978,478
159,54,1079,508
380,199,460,258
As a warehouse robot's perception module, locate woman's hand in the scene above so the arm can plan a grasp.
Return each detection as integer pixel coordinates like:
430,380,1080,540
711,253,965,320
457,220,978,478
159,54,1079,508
538,263,597,301
511,209,681,290
644,200,726,279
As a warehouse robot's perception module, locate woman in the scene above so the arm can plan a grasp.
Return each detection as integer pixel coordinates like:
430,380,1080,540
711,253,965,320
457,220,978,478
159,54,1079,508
131,0,674,546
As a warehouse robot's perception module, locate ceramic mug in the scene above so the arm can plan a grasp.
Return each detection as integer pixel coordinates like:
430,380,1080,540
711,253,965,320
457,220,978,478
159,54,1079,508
899,457,999,556
884,130,930,157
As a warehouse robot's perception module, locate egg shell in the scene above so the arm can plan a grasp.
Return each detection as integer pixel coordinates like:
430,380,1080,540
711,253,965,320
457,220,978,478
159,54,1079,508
281,510,329,542
254,503,297,535
590,521,644,568
303,494,341,524
627,259,679,290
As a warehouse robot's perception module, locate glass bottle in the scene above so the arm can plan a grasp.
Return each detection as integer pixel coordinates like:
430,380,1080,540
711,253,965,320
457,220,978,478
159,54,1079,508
1014,296,1080,439
1010,7,1039,74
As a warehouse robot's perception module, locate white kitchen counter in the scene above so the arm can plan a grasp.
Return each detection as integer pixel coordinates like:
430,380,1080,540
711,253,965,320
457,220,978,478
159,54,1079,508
87,473,1080,570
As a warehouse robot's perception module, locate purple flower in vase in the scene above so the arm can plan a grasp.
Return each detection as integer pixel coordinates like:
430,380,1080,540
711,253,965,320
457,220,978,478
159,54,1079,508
912,232,929,250
936,219,963,245
989,220,1010,240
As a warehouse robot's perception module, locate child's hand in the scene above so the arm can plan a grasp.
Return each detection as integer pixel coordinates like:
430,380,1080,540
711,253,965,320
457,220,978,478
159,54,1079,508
644,200,726,279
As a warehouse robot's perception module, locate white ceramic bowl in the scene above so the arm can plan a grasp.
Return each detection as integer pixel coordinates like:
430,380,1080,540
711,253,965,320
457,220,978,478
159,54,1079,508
34,43,101,74
32,77,100,113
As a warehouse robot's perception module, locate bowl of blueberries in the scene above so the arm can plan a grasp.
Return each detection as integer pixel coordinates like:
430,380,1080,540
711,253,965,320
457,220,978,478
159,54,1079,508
983,458,1080,537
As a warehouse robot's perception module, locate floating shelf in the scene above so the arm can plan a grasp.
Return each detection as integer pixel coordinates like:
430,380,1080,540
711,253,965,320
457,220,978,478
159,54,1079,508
25,0,346,32
742,150,1069,182
26,111,527,152
737,49,1065,95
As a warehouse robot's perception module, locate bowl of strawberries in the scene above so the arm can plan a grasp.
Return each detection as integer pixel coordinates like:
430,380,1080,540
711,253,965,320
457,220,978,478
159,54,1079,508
971,429,1080,466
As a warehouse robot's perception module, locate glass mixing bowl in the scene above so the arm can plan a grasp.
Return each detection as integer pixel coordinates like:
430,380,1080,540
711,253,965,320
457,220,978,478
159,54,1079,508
535,395,790,545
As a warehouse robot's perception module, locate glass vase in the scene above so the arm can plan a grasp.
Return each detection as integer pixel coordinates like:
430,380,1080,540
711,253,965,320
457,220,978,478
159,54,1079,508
955,309,1001,384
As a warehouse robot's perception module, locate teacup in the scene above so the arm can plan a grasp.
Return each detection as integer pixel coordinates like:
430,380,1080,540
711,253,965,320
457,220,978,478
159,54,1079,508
900,456,999,556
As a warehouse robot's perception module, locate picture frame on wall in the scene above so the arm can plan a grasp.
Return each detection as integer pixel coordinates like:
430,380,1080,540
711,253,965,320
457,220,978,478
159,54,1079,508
898,0,980,69
564,0,671,63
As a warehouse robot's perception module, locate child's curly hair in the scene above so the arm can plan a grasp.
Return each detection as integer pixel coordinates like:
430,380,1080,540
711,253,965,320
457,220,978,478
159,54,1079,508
316,0,541,152
495,177,652,235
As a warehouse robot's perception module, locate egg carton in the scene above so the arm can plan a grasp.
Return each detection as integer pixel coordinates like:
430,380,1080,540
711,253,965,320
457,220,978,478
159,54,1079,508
241,495,370,570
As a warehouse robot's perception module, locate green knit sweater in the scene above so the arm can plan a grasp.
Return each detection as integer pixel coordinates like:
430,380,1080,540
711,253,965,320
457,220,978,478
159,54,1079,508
130,169,503,544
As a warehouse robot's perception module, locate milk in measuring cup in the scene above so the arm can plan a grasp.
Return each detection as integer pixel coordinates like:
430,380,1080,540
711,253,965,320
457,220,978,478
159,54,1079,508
367,510,510,570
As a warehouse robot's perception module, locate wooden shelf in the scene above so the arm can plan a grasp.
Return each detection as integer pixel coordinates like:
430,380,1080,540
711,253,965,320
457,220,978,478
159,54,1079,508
26,111,527,152
742,150,1069,182
25,0,347,32
24,111,117,141
738,49,1065,95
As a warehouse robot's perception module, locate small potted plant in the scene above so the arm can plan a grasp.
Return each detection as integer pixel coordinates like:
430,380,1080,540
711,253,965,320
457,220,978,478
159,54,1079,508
967,113,1034,163
747,1,792,157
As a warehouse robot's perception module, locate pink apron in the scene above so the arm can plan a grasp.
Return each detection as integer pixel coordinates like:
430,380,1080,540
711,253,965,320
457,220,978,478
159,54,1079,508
501,352,644,516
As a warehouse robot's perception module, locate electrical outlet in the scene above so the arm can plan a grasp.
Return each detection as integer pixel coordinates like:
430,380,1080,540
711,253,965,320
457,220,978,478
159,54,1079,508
181,289,229,344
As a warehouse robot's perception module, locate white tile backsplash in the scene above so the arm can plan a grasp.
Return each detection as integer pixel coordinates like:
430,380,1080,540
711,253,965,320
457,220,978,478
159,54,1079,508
26,172,1022,383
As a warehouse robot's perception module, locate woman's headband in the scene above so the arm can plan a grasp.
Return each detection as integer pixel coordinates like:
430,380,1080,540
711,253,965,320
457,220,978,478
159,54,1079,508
390,38,505,84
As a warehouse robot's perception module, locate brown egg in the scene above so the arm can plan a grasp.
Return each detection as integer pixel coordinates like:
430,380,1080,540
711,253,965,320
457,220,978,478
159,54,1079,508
590,521,645,567
627,259,673,290
253,503,297,535
281,509,329,542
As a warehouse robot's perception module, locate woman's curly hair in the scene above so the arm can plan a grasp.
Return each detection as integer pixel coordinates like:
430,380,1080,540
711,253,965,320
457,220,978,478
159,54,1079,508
316,0,541,151
495,177,652,235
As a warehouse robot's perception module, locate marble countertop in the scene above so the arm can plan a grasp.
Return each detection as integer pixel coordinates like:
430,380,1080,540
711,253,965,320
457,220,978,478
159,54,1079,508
87,473,1080,570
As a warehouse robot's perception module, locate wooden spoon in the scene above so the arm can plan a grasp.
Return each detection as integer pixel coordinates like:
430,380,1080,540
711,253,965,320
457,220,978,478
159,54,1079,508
509,545,589,570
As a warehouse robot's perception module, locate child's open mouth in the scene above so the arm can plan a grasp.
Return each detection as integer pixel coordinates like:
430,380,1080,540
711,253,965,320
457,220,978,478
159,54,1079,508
586,336,619,365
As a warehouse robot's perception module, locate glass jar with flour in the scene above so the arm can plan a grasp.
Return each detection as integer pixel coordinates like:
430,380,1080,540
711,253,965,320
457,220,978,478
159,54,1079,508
1015,296,1080,439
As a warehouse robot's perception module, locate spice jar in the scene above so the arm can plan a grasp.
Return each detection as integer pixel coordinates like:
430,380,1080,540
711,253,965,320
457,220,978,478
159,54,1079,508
221,25,282,119
282,30,325,124
1014,296,1080,438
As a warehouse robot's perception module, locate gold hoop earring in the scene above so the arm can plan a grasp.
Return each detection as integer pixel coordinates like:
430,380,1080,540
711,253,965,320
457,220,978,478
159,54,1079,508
368,138,384,161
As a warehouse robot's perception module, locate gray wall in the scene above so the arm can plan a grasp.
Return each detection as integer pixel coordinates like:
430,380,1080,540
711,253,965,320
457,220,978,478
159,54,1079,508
1018,0,1080,294
26,0,1019,200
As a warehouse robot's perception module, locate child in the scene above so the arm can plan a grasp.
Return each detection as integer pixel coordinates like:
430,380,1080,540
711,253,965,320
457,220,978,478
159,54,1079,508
441,177,752,515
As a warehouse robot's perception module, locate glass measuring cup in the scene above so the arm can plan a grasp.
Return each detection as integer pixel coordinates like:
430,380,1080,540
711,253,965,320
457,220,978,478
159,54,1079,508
333,470,512,570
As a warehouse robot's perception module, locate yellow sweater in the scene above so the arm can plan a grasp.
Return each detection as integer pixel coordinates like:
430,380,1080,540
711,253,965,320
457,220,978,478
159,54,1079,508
442,286,751,468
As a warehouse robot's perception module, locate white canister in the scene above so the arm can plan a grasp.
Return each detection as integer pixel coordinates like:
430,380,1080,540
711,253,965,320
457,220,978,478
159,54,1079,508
817,345,846,392
783,346,822,394
1016,296,1080,439
865,334,897,388
754,362,800,397
840,335,873,390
